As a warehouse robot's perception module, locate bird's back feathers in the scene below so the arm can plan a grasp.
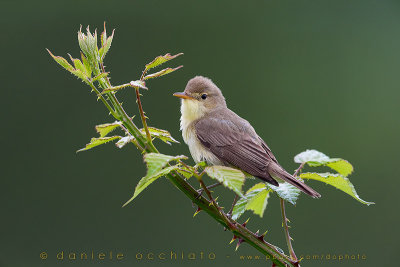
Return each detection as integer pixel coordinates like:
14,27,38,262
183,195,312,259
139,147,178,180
194,108,321,198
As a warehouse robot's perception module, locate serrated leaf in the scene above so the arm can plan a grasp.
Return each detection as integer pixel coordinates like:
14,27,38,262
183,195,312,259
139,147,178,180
130,80,148,90
194,161,207,169
268,183,301,205
68,54,88,78
47,49,74,72
144,66,183,80
205,166,245,197
231,197,248,221
141,127,179,144
325,159,353,176
78,26,99,66
294,149,354,176
246,189,270,218
122,153,188,206
77,136,120,152
300,172,374,205
232,183,270,220
294,149,330,164
123,165,179,207
145,53,183,70
144,153,187,177
71,69,89,83
101,83,131,94
80,52,92,78
116,136,134,148
92,72,109,82
176,167,194,179
99,29,114,61
95,121,122,137
100,22,107,47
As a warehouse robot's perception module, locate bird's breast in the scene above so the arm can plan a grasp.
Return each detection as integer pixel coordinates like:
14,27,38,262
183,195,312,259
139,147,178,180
180,118,223,166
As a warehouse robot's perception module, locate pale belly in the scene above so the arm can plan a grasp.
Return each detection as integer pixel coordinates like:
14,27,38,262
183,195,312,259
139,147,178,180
182,125,223,166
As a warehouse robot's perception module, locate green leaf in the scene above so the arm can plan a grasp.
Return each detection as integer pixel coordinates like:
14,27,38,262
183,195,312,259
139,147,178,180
145,53,183,70
130,80,148,90
144,153,187,177
116,136,134,148
68,54,88,79
122,153,188,207
294,149,354,176
246,189,270,218
294,149,330,164
95,121,122,137
268,183,301,205
101,83,131,94
232,183,271,220
80,52,92,78
176,167,194,179
205,166,245,197
71,69,89,83
47,49,74,72
144,66,183,80
77,136,120,152
325,159,354,176
99,29,114,61
92,72,109,82
300,172,374,205
141,127,179,144
231,197,248,221
78,26,99,65
194,161,207,169
123,165,179,207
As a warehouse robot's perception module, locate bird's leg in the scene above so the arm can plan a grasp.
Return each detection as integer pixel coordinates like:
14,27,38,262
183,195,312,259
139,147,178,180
195,182,222,199
227,194,239,218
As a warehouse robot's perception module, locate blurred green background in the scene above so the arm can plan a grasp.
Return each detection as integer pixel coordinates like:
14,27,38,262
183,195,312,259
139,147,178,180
1,0,399,266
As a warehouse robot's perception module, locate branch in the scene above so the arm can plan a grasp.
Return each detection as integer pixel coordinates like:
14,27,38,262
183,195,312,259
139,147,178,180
279,163,306,266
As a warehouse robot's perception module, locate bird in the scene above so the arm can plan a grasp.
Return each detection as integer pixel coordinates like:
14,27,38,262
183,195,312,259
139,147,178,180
173,76,321,198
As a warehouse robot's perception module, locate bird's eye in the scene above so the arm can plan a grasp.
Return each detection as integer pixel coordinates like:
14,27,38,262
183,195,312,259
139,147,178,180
201,94,207,100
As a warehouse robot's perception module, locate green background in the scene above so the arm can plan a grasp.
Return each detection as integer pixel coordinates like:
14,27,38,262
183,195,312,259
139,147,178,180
2,0,399,266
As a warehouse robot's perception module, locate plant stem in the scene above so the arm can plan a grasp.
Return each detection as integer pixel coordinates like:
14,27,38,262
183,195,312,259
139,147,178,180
279,163,306,265
135,88,152,144
280,198,297,262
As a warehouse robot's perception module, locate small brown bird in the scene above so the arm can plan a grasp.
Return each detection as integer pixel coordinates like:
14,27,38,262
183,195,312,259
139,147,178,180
173,76,320,198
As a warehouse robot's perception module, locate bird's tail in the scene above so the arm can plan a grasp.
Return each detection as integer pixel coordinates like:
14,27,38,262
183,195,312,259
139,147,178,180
269,164,321,198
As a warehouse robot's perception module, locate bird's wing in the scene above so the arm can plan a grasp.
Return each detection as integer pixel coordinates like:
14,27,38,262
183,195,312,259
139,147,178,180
195,113,278,185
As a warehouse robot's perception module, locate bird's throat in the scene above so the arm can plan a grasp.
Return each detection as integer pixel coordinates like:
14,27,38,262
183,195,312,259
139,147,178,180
179,99,206,132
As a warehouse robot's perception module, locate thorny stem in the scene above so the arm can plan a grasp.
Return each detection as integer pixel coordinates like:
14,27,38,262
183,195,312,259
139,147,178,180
199,179,235,230
196,182,222,198
135,88,152,144
280,198,297,263
228,194,239,217
279,163,306,266
87,81,116,117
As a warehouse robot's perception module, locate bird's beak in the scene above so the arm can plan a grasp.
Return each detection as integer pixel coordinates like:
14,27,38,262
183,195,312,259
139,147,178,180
173,92,195,100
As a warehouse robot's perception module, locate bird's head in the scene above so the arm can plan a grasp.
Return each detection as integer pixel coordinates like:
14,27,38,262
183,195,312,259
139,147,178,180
173,76,226,121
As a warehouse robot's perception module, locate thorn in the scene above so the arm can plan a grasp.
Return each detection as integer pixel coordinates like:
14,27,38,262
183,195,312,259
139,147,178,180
229,235,237,244
242,218,250,227
209,201,213,206
193,207,201,217
287,218,291,223
255,230,259,235
235,238,244,251
257,230,268,241
214,196,219,202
